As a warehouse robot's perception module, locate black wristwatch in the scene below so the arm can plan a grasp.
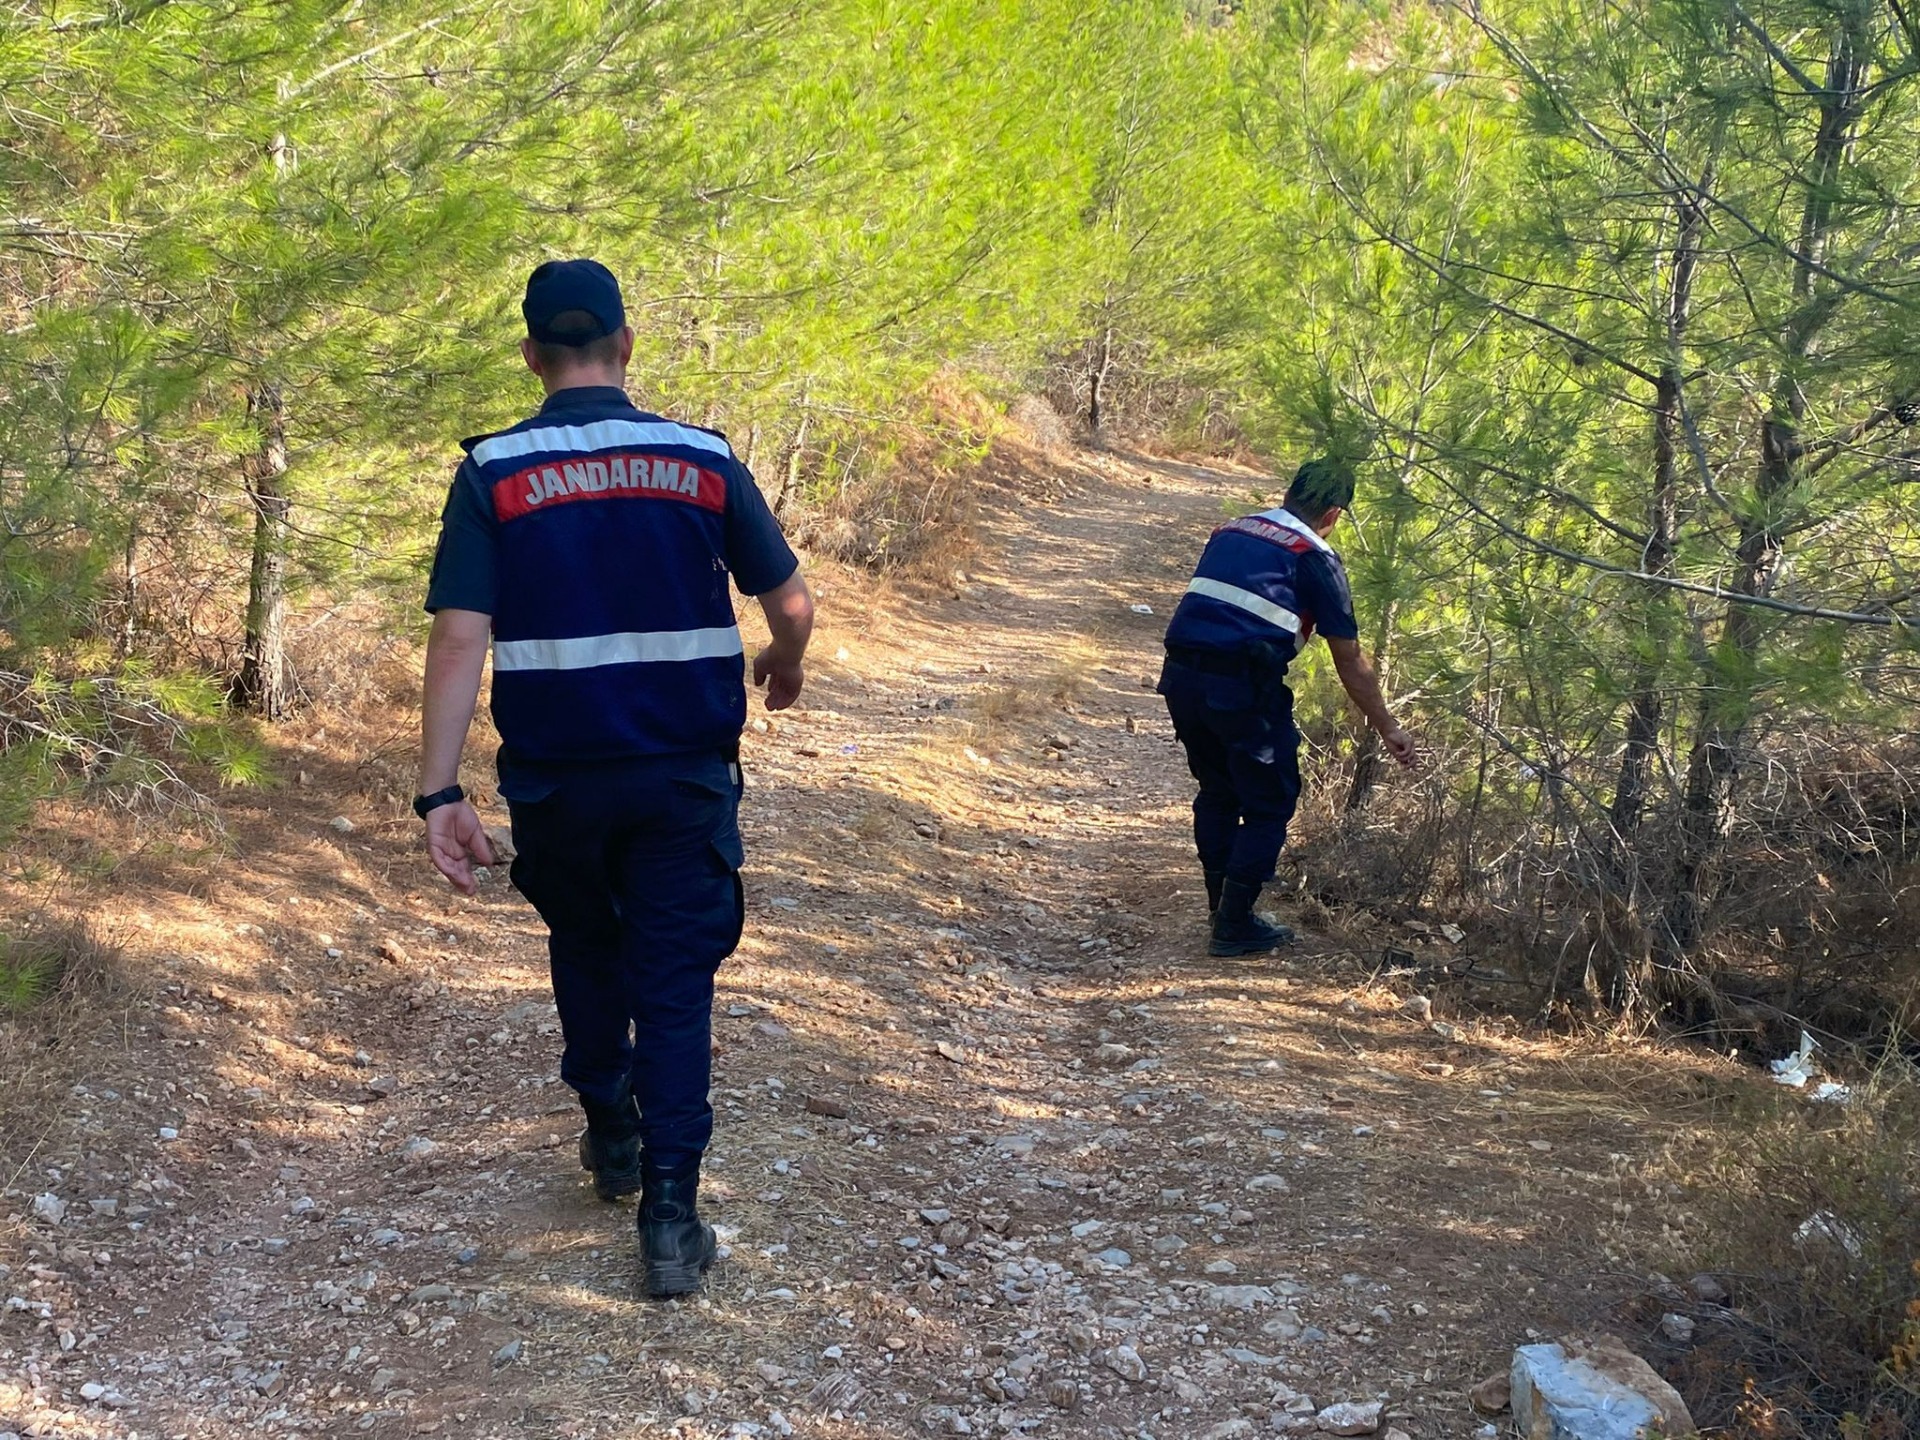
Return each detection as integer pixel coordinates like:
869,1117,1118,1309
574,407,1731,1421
412,784,465,819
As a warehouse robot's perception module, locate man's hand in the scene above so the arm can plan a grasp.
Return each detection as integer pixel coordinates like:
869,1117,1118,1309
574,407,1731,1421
1328,638,1420,772
1382,725,1421,770
425,800,496,896
753,570,813,711
753,648,805,710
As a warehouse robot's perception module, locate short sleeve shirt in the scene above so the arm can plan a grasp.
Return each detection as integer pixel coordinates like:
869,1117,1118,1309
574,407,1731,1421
1295,550,1360,643
424,387,797,615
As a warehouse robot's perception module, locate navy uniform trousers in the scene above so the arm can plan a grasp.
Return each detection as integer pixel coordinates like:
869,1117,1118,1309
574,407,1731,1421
1158,656,1304,887
505,751,745,1173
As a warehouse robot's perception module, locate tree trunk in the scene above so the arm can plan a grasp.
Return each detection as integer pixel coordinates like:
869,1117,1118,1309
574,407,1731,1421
1343,600,1397,812
1610,178,1702,847
117,520,140,661
1087,324,1113,436
1662,31,1865,958
1345,463,1416,813
236,382,291,720
773,388,812,518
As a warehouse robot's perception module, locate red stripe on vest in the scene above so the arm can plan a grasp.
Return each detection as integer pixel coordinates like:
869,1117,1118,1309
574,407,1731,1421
492,453,726,522
1215,515,1318,553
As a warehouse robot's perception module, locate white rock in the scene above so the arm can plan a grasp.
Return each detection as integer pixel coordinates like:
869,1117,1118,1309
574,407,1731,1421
1511,1336,1696,1440
1094,1248,1133,1269
1247,1174,1290,1192
80,1381,107,1401
1201,1420,1257,1439
1262,1311,1305,1341
330,816,355,834
31,1194,66,1225
1316,1401,1382,1435
1102,1345,1148,1383
1204,1284,1275,1311
1686,1273,1728,1305
1657,1313,1695,1344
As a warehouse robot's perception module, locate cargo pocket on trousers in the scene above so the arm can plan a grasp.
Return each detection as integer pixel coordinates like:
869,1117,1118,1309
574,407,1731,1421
712,826,746,957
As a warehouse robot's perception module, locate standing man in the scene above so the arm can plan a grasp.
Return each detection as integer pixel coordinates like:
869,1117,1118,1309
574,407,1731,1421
416,259,814,1298
1159,457,1415,956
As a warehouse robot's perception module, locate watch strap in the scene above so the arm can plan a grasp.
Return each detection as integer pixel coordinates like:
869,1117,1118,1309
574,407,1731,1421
412,784,465,819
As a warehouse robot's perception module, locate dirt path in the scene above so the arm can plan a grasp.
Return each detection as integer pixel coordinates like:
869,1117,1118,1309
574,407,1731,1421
1,448,1709,1440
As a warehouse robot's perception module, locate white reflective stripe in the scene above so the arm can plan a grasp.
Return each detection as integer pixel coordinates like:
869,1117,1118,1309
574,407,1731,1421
493,626,743,673
1185,578,1301,634
1254,507,1335,553
470,419,732,470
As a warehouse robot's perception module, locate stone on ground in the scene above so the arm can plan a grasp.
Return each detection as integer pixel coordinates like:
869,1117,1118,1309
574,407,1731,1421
1512,1336,1696,1440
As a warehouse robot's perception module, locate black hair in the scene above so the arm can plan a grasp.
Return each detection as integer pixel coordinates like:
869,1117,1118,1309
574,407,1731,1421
1284,457,1356,523
529,309,624,370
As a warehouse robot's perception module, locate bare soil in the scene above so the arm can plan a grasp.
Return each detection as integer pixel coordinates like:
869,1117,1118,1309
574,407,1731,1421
1,446,1742,1440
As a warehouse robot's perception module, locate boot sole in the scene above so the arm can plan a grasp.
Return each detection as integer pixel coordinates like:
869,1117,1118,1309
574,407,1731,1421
578,1133,642,1202
643,1230,718,1299
1208,931,1297,957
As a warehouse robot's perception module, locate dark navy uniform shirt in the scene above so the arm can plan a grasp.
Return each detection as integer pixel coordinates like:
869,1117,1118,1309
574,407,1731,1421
1163,507,1360,673
426,385,797,793
427,386,795,615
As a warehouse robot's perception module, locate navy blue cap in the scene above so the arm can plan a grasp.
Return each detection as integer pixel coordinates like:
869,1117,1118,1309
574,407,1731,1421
522,258,626,345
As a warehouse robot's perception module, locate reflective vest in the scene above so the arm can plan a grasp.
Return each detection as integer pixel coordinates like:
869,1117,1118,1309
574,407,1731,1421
461,406,748,763
1163,508,1337,662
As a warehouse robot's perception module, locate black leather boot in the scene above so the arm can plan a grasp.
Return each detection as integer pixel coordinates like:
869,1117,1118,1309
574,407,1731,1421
1204,869,1226,915
638,1160,718,1299
577,1092,642,1201
1210,879,1296,956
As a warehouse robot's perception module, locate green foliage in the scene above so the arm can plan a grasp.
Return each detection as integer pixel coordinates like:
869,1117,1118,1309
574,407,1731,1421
0,918,121,1016
3,0,1917,992
1244,0,1920,980
0,938,58,1015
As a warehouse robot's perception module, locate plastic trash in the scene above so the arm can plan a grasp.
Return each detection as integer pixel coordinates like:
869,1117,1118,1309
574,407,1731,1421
1769,1030,1818,1088
1809,1081,1853,1106
1793,1210,1866,1259
1129,603,1154,615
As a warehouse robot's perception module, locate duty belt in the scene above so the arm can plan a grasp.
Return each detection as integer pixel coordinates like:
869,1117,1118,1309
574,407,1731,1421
1164,645,1255,677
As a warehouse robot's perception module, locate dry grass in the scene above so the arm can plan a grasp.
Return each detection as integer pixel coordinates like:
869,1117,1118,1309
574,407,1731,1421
0,913,135,1187
1646,1068,1920,1437
968,645,1097,747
